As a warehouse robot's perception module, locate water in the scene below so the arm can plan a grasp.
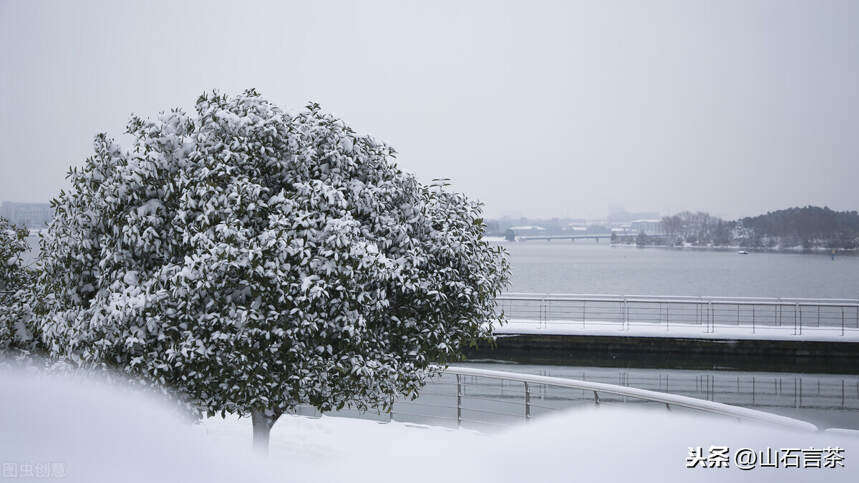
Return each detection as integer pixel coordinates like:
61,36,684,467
503,240,859,299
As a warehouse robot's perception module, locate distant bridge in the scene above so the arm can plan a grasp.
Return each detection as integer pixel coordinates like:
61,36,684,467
515,234,614,242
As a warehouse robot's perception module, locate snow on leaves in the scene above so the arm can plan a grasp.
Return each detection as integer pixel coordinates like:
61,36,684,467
37,90,510,420
0,217,36,353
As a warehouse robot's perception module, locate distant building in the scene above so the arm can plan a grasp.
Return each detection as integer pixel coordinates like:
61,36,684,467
630,219,664,236
0,201,53,228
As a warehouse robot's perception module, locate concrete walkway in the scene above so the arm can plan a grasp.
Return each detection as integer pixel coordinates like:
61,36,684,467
496,319,859,343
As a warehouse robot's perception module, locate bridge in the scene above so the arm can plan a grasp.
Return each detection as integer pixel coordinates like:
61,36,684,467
515,233,614,242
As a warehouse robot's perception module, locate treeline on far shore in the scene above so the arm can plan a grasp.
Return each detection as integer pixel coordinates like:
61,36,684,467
656,206,859,250
487,206,859,250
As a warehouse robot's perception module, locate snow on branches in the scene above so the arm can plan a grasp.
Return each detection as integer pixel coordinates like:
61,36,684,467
0,217,36,353
37,90,510,422
0,217,29,292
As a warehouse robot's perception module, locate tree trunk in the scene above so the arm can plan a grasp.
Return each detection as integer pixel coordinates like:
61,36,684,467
252,410,279,454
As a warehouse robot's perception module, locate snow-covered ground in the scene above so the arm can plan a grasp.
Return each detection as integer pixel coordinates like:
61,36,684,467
498,319,859,342
2,368,857,482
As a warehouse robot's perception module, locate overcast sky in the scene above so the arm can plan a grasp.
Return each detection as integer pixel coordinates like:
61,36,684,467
1,0,857,220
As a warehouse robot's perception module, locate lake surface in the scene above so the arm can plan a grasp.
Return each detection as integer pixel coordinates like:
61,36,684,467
502,240,859,299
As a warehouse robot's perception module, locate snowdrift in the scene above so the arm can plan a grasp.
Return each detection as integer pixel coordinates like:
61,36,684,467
1,368,855,482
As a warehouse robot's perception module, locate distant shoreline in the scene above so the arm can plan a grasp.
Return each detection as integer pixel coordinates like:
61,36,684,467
484,237,859,256
608,243,858,255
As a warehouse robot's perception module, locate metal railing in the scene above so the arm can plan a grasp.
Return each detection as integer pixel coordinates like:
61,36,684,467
497,293,859,336
300,366,824,432
438,366,819,431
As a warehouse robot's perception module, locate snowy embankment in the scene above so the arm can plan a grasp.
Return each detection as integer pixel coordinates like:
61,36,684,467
2,368,856,482
497,319,859,342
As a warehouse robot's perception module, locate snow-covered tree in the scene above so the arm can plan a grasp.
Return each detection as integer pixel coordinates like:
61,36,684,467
0,217,37,353
0,217,29,292
38,90,510,450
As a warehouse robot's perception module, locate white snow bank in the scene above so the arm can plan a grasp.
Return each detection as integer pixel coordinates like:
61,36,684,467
0,368,269,482
1,368,856,482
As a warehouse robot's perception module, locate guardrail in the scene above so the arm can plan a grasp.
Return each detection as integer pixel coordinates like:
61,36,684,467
304,366,823,432
438,366,819,431
498,293,859,336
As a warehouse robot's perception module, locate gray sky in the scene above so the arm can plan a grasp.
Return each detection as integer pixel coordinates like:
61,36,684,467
1,0,857,220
